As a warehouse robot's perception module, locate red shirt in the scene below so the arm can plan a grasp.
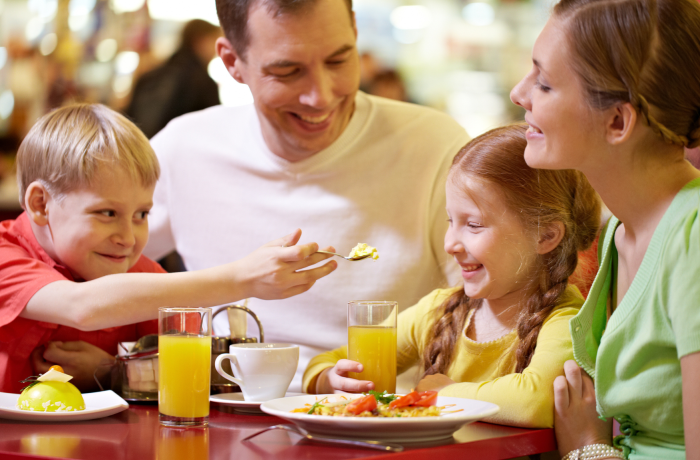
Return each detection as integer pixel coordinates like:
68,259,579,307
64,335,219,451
0,213,164,393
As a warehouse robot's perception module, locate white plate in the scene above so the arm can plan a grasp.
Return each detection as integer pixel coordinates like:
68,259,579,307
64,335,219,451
0,390,129,422
261,394,499,443
210,392,305,414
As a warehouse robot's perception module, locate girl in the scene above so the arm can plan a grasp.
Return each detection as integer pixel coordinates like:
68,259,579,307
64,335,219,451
303,124,601,428
510,0,700,457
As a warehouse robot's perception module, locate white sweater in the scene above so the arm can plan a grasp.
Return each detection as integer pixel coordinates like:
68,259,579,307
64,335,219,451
145,92,470,390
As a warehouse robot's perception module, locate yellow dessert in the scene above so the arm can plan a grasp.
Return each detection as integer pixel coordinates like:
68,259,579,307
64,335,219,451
16,366,86,412
348,243,379,260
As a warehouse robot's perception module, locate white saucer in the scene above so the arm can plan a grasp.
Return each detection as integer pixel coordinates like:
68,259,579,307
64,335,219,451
210,392,304,414
0,390,129,422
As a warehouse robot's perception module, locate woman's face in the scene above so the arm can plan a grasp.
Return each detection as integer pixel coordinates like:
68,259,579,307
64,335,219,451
510,17,605,171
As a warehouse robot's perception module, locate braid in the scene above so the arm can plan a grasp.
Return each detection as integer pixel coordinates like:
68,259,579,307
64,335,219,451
688,112,700,149
513,248,575,373
636,95,691,147
421,290,478,377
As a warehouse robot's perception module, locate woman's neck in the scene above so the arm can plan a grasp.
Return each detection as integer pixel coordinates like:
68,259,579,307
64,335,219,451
583,143,699,241
467,293,523,342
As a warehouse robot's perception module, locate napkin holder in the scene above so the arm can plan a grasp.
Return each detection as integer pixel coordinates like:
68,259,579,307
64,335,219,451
210,304,265,394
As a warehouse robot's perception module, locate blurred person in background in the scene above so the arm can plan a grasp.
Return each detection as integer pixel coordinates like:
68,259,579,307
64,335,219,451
366,69,409,102
144,0,469,391
125,19,221,139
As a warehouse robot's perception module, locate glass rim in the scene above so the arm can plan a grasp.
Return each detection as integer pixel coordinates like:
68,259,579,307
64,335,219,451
158,307,212,313
348,300,398,305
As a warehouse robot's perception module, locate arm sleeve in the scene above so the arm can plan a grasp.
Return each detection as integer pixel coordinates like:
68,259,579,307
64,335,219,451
667,208,700,358
439,303,581,428
143,131,177,261
302,346,348,394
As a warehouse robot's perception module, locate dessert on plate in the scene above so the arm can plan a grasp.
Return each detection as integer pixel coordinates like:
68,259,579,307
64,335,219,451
16,365,86,412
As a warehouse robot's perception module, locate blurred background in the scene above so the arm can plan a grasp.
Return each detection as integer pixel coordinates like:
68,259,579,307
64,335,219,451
2,0,697,219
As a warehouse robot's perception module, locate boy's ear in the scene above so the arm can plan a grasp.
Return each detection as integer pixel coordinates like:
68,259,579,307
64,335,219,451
605,102,637,146
25,182,51,226
537,221,565,255
216,37,245,84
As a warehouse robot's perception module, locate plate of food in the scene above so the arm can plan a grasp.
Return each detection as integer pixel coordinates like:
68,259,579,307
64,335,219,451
0,366,129,422
260,391,499,443
209,391,305,414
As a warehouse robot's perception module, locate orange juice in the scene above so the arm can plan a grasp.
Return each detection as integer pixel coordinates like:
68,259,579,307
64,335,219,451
348,325,397,393
157,427,209,460
158,335,211,418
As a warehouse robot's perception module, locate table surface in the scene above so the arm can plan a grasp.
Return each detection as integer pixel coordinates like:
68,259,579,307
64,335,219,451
0,402,556,460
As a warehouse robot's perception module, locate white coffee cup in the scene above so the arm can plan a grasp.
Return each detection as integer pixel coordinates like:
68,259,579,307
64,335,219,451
214,343,299,402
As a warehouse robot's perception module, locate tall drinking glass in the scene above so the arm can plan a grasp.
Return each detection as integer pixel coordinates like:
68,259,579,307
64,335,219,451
348,301,397,393
159,307,212,427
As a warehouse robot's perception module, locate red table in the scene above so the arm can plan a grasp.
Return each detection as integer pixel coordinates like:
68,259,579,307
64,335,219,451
0,403,556,460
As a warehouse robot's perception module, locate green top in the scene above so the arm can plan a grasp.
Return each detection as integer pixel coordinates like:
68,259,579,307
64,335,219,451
570,178,700,460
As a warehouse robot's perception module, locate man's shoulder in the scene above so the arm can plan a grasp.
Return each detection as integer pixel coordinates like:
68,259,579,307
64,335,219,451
364,94,466,135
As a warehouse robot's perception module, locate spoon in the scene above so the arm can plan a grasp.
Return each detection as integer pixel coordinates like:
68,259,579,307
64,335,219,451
242,424,404,452
317,250,372,261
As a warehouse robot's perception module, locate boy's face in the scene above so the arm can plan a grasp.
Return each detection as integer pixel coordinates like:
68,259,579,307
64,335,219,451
45,166,155,281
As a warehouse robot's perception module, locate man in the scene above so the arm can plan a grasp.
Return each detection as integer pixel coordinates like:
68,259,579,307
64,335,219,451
145,0,470,391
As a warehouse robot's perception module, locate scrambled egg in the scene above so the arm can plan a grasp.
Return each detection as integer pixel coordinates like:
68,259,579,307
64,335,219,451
348,243,379,260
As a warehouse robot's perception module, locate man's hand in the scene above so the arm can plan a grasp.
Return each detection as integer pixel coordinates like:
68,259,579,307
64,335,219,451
416,373,455,392
315,360,374,394
554,360,613,456
31,341,115,392
237,229,338,300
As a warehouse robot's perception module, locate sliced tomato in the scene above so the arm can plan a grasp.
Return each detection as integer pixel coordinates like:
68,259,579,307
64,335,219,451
345,395,377,415
389,391,419,409
414,391,438,407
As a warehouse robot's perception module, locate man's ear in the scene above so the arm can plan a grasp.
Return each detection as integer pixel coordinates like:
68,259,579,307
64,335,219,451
537,221,565,255
216,36,245,84
605,102,637,146
25,182,51,226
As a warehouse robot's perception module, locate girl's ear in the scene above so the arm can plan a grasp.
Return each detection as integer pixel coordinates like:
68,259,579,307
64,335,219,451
537,221,565,255
25,182,51,226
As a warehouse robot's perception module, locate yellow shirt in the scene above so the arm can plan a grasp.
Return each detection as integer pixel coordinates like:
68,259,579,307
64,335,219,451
303,285,583,428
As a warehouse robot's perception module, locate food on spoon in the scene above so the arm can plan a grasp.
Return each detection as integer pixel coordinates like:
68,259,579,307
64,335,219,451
348,243,379,260
292,391,448,417
16,368,86,412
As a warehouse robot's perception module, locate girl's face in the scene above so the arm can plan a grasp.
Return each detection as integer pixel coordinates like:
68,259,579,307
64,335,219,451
444,176,539,304
509,18,604,171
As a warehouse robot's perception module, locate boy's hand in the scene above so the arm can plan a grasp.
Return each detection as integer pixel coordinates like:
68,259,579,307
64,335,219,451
554,360,613,456
237,229,338,300
31,341,115,392
316,360,374,394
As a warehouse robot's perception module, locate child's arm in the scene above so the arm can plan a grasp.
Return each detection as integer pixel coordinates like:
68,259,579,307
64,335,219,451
20,230,337,331
430,305,579,429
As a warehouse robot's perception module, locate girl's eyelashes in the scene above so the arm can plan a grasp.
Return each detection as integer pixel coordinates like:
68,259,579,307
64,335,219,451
135,211,149,219
99,210,116,217
467,222,483,229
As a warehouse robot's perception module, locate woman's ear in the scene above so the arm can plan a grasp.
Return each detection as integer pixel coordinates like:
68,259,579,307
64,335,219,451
25,182,51,226
537,221,565,255
605,102,637,146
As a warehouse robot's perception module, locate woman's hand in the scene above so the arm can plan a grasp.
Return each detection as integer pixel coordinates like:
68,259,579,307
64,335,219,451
416,373,455,392
31,341,115,392
236,229,338,300
315,360,374,394
554,360,613,456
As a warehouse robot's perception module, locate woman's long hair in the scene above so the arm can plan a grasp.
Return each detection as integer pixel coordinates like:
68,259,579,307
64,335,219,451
421,124,601,375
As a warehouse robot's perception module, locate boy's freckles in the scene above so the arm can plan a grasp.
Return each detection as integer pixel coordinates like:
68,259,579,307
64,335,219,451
43,166,155,281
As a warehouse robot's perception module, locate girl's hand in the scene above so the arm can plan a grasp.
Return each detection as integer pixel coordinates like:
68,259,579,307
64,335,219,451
237,229,338,300
554,360,613,456
31,341,115,392
315,360,374,394
416,373,456,392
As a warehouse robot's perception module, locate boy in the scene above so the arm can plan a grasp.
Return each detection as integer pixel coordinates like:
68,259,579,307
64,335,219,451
0,104,336,393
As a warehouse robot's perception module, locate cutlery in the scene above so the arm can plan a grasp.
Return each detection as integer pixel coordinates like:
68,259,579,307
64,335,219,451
317,251,373,261
242,424,404,452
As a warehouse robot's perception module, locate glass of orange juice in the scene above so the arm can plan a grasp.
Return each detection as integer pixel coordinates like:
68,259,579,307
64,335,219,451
158,307,212,427
348,301,397,393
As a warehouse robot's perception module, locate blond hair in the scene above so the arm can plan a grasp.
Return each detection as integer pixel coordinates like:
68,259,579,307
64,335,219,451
17,103,160,207
422,124,601,376
553,0,700,149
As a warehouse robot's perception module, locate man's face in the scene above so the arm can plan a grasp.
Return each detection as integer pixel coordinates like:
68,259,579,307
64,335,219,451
227,0,360,162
